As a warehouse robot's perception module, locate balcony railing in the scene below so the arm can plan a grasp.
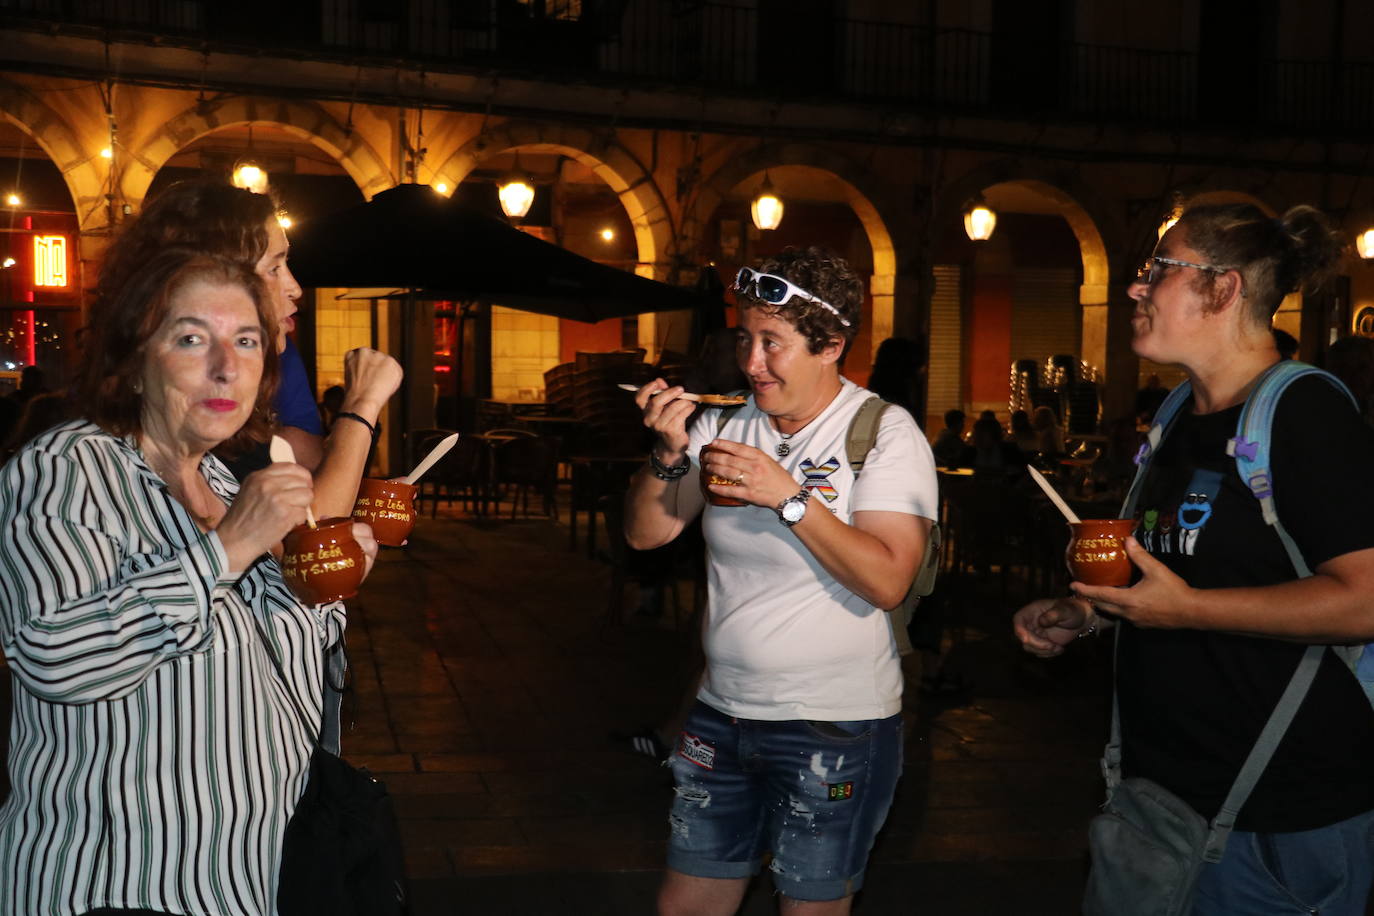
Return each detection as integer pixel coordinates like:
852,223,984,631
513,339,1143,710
2,0,1370,135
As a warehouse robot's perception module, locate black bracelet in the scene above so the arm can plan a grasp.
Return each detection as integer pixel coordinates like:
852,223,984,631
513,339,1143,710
648,450,690,481
334,411,378,439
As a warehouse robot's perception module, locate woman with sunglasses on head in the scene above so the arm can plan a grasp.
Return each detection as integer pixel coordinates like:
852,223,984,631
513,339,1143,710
625,247,937,916
1014,205,1374,915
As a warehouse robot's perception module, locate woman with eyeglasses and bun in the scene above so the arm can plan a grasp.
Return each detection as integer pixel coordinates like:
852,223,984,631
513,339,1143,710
625,246,937,915
1014,205,1374,915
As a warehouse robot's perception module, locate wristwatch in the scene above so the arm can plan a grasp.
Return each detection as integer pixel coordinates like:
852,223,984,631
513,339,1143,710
776,487,811,527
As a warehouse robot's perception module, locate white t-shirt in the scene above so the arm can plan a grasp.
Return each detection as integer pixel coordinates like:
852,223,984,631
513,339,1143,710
687,378,939,722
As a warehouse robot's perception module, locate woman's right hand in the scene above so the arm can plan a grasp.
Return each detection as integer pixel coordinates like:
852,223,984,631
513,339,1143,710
1012,596,1095,658
635,378,697,466
217,462,315,573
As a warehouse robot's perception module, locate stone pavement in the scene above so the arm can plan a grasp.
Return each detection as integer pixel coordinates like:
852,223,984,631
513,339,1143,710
341,511,1113,915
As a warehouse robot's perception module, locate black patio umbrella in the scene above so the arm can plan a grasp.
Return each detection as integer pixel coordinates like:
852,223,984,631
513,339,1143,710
287,183,702,323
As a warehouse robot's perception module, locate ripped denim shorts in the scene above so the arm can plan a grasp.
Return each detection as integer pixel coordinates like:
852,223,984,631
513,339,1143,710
665,700,903,902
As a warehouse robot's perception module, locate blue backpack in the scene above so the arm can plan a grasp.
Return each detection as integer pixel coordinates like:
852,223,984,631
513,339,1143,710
1122,359,1372,688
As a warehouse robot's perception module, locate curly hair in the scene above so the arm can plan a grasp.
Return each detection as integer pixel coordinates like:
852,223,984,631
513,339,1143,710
738,246,863,355
1175,203,1344,325
75,248,279,452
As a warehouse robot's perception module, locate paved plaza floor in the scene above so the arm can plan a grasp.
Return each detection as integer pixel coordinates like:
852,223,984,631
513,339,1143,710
346,510,1112,914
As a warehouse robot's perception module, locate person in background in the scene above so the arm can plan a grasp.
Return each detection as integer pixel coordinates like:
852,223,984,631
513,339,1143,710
1134,373,1169,425
1325,335,1374,428
1273,326,1299,360
1014,203,1374,915
2,391,70,460
8,365,48,407
626,246,936,914
931,407,966,467
1008,408,1038,454
866,336,925,421
0,248,379,915
319,383,346,431
958,414,1026,475
97,179,402,520
1030,405,1065,458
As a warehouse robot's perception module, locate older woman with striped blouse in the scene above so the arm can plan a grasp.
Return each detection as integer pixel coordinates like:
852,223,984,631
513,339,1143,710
0,248,378,915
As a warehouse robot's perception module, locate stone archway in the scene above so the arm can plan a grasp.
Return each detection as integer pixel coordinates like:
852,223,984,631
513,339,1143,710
935,162,1133,420
0,79,105,230
683,143,907,365
433,122,676,282
132,96,394,206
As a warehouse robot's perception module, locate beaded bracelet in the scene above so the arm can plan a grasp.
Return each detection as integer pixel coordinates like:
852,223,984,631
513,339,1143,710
648,450,690,481
335,411,378,439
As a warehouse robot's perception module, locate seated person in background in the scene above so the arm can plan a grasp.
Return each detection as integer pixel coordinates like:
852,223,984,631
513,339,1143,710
1008,409,1038,454
319,383,346,431
931,407,966,467
959,414,1026,474
1031,405,1065,458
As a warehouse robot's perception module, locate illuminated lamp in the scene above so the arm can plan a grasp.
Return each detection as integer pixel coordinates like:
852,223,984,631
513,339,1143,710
276,212,293,230
100,147,113,160
1358,229,1374,260
600,227,615,242
232,158,268,195
4,193,20,208
963,197,996,241
750,173,784,231
434,181,449,195
498,169,535,220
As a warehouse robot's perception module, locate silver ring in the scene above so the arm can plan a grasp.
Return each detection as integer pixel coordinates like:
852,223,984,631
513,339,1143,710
734,473,745,485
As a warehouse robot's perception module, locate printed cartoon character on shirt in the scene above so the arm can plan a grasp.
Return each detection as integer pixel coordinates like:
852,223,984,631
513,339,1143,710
1138,469,1224,556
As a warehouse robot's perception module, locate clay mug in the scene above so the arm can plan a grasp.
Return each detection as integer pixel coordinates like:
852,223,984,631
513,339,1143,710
281,517,367,604
1065,519,1136,587
700,444,747,507
352,478,418,547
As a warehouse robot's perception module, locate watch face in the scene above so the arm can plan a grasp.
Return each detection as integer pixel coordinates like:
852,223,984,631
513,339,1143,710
782,499,806,523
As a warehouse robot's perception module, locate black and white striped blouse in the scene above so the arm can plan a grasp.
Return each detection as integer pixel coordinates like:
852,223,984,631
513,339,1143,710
0,420,345,916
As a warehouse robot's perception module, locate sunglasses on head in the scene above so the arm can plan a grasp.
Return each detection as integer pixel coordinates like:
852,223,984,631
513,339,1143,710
734,267,851,327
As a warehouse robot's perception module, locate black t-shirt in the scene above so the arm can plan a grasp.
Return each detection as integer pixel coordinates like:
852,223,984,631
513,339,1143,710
1119,374,1374,832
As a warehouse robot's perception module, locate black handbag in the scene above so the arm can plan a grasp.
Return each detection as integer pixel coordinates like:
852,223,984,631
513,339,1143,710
251,617,408,916
277,745,407,916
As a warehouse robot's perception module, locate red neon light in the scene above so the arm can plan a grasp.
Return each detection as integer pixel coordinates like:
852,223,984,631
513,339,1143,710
433,365,452,373
23,310,35,366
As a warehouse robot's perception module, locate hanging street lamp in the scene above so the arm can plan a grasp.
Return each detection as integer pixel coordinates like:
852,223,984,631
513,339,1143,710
963,197,996,241
751,173,784,231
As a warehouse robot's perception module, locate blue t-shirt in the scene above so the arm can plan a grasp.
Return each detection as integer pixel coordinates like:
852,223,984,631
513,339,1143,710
274,338,323,435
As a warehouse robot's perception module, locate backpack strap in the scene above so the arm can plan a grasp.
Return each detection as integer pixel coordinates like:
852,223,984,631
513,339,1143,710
1120,379,1194,520
846,396,890,476
1229,361,1355,564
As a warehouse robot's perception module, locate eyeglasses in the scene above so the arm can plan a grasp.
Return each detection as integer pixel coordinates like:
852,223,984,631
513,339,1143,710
734,267,851,327
1136,255,1231,286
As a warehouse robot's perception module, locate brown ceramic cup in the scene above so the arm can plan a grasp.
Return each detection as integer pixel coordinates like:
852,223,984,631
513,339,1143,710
281,517,367,605
351,478,418,547
1065,519,1137,587
699,444,747,507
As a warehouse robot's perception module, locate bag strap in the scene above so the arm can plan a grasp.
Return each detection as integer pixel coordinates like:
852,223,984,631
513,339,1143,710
1103,634,1322,862
247,611,326,751
1120,379,1194,521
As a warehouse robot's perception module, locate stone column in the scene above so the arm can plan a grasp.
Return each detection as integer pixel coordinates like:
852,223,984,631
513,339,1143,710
1080,281,1137,426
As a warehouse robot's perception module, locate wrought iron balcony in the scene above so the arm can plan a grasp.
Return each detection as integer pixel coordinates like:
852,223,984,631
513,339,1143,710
3,0,1370,135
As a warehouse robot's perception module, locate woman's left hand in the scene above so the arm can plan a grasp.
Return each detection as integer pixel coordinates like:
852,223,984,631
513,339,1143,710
700,439,800,510
352,521,379,581
1071,536,1197,629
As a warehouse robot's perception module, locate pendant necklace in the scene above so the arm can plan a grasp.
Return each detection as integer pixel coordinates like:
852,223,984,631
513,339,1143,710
776,433,796,458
